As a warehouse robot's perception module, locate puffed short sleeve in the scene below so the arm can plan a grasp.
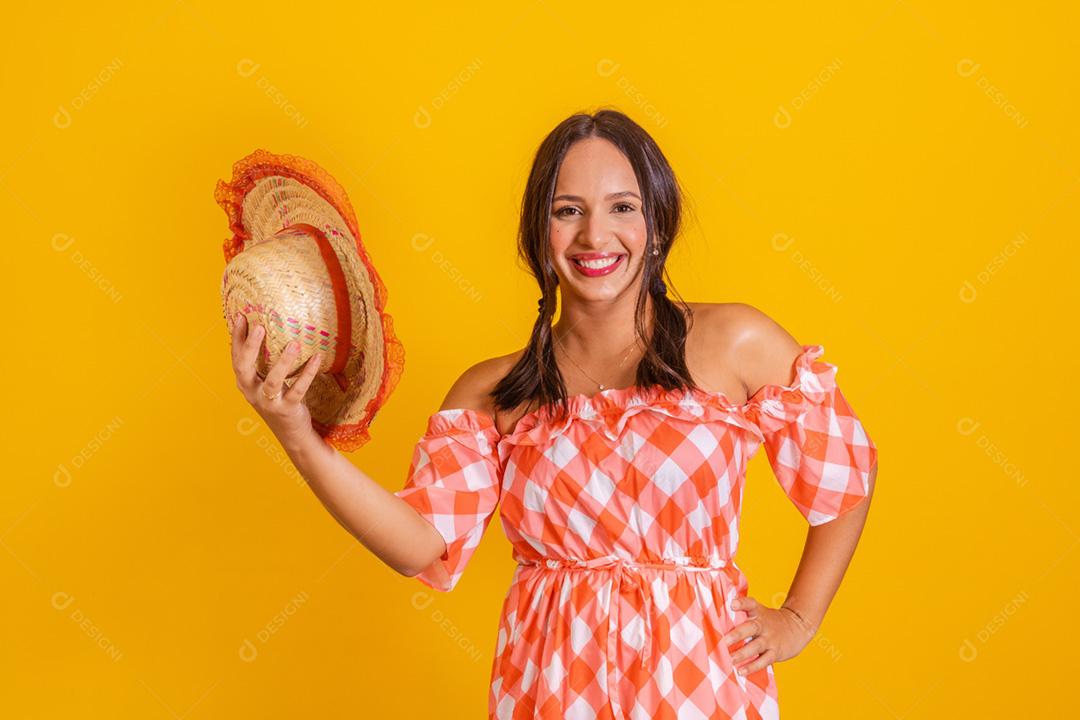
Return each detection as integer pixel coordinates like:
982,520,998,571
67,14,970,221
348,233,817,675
744,345,878,526
393,408,504,592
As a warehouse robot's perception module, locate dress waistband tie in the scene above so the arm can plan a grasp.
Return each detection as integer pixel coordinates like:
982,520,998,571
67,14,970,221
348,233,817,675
516,555,731,672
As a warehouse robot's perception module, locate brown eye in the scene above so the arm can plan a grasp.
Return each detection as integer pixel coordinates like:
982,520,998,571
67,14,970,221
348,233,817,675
614,203,636,213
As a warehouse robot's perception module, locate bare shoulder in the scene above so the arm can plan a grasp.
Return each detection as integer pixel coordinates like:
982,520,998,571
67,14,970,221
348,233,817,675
437,350,522,417
685,301,805,398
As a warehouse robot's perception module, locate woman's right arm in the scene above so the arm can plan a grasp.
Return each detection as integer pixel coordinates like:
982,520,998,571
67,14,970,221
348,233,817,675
229,312,446,578
279,426,449,578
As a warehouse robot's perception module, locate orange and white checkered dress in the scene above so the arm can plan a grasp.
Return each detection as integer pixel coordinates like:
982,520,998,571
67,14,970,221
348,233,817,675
394,344,877,719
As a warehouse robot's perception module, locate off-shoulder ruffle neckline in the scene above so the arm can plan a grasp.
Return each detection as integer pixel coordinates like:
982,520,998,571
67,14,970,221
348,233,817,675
423,406,501,437
424,344,835,447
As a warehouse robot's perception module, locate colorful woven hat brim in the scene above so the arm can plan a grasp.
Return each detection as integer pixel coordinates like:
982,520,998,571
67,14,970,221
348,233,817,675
215,149,404,452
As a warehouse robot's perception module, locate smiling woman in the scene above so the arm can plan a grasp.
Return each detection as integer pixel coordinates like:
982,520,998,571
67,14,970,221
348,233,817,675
386,109,879,719
495,111,693,424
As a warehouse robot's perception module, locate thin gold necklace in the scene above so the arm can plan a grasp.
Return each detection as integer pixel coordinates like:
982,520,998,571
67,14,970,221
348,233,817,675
553,332,641,392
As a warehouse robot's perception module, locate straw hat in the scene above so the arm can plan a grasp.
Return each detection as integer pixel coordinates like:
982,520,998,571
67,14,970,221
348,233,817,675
215,149,404,452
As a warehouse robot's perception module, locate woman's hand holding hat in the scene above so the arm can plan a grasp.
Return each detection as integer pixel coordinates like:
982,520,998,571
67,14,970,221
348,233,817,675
215,149,404,452
230,311,325,445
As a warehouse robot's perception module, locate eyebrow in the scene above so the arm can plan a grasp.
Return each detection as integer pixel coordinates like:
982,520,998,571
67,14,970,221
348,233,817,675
552,191,641,203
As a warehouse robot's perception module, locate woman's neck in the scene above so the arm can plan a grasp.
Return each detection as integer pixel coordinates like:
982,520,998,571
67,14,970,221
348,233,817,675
551,292,655,362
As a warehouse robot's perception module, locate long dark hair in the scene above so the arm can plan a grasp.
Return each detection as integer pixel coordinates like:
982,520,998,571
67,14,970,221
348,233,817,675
491,108,697,423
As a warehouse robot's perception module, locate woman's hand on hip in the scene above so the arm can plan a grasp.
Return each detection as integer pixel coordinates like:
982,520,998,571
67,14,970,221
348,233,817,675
722,594,817,676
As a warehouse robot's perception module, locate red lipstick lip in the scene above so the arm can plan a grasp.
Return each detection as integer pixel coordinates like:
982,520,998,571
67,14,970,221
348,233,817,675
570,253,626,277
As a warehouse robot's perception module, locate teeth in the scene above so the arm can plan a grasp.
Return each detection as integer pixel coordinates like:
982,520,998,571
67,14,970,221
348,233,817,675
574,255,620,270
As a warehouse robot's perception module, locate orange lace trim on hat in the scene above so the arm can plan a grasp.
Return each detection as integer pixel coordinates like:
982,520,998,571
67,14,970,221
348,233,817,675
214,148,405,452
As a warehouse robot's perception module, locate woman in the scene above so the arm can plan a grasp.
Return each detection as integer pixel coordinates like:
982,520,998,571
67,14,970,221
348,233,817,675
229,109,878,718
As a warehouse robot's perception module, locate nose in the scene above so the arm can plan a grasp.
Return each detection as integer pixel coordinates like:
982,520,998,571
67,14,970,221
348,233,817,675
578,208,612,248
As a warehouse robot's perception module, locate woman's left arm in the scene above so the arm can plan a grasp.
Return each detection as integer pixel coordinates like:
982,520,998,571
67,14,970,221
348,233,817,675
781,462,876,631
719,303,879,675
726,461,876,676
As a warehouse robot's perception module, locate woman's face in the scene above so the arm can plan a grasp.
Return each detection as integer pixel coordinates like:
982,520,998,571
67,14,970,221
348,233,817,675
549,136,648,303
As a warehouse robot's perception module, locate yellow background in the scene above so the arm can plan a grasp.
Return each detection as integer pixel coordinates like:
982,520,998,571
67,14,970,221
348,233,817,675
5,1,1077,717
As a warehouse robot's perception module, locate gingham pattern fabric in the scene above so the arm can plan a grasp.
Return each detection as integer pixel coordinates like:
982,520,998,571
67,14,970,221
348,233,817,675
393,344,878,719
